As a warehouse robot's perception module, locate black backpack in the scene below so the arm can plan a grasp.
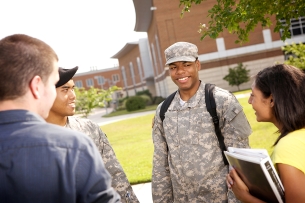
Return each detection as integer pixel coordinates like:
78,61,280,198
159,83,228,166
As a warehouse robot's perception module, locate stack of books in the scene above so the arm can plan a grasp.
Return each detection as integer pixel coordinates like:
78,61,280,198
224,147,285,203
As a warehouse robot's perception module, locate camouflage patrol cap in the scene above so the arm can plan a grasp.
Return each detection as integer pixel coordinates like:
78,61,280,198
164,42,198,65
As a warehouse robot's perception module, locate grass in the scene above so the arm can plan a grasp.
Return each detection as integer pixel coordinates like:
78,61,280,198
101,89,280,184
101,114,155,184
232,88,251,95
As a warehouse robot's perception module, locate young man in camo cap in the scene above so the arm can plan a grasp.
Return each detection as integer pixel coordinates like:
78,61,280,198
46,66,139,203
151,41,252,202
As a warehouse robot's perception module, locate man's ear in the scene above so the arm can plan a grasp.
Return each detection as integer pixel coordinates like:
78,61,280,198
196,60,201,71
29,75,42,99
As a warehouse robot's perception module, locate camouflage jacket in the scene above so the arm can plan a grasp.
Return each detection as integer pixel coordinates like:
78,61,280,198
66,117,139,203
152,82,252,203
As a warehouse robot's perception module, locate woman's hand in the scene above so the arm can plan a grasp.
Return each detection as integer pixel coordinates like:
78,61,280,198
226,169,234,189
226,168,266,203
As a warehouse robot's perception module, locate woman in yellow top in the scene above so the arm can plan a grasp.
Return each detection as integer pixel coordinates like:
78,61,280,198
227,64,305,203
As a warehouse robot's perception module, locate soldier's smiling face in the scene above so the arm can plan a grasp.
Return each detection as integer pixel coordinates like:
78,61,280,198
168,59,201,94
50,79,76,117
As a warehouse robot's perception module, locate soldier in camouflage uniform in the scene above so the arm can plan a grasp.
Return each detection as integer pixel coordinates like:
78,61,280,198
46,66,139,203
152,42,252,203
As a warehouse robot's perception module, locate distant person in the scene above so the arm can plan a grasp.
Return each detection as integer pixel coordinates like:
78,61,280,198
152,41,252,202
0,34,120,203
46,66,139,203
227,64,305,203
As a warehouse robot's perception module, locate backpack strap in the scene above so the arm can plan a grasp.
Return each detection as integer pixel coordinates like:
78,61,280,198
205,83,228,165
160,91,176,122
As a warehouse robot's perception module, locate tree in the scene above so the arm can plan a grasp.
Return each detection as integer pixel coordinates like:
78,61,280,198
179,0,305,43
75,86,121,118
223,63,250,91
282,42,305,70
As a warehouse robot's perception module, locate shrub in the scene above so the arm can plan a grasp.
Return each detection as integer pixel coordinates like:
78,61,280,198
116,97,128,110
140,95,153,105
136,90,152,100
153,96,165,105
116,103,126,111
125,96,146,111
118,97,128,105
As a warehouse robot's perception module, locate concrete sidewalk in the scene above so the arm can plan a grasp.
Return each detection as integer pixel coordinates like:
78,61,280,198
131,182,153,203
87,108,155,126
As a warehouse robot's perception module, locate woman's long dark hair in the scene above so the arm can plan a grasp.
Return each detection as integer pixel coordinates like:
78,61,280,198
254,64,305,145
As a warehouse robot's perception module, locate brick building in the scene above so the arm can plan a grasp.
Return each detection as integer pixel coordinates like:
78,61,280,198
73,66,123,101
75,0,305,99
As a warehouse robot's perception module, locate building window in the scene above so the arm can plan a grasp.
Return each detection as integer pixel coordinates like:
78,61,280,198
112,74,120,82
86,78,94,87
280,17,305,38
96,76,104,85
75,80,83,88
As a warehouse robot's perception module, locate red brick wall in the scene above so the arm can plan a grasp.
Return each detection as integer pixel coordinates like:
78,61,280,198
152,0,282,66
118,45,145,87
73,68,124,90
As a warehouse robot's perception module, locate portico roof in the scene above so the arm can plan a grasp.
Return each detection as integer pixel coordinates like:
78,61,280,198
111,42,138,59
133,0,153,32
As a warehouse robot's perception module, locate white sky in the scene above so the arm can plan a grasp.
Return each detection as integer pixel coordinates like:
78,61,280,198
0,0,147,73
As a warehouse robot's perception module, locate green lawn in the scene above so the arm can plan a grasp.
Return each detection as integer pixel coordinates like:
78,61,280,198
232,88,251,95
101,90,279,185
101,114,155,184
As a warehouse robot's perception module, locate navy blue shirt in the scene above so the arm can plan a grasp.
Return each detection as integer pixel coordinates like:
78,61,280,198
0,110,121,203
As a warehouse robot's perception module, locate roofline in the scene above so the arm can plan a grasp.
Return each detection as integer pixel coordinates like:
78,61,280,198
75,66,120,76
133,0,153,32
111,42,139,59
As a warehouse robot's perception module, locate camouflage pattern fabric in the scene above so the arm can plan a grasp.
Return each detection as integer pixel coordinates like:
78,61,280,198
152,82,252,203
66,117,139,203
164,42,198,65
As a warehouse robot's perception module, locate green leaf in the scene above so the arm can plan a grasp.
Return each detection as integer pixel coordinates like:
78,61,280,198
179,0,304,43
